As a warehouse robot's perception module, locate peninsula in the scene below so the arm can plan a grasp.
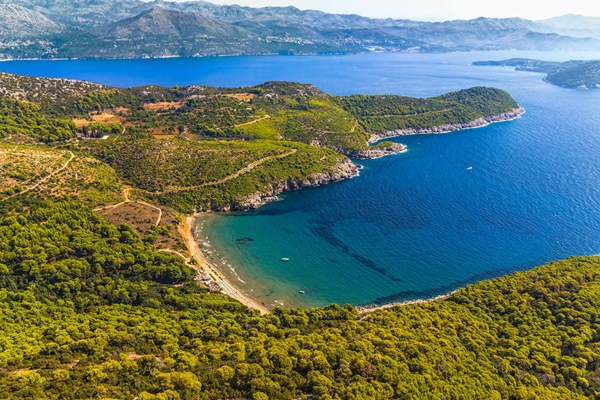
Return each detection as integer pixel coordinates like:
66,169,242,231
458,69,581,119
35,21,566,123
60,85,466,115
474,58,600,89
0,71,523,308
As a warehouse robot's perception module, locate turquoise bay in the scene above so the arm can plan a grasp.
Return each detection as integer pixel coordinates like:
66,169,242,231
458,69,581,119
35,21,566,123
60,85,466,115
4,51,600,308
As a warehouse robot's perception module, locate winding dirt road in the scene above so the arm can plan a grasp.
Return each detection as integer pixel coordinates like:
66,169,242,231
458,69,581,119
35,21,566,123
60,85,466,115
143,148,297,195
4,151,75,201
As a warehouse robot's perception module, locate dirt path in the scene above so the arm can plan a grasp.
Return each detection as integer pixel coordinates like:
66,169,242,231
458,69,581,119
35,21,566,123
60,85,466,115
157,249,190,262
94,188,163,225
94,191,269,314
143,148,297,195
234,114,271,128
4,151,75,201
93,187,131,212
136,200,163,225
113,126,126,143
180,215,269,314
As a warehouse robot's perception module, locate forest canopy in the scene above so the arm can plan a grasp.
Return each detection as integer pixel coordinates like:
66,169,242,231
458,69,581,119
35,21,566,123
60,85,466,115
0,197,599,399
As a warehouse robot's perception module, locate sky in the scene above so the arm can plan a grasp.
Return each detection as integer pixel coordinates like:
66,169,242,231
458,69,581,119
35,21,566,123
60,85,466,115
173,0,600,21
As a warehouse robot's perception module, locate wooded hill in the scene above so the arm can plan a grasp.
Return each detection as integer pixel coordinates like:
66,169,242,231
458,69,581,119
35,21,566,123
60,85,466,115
0,73,582,400
474,58,600,89
0,73,521,212
0,196,599,398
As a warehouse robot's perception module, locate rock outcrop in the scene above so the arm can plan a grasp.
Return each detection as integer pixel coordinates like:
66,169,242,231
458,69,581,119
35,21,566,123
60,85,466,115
210,158,360,212
368,107,525,143
351,143,407,160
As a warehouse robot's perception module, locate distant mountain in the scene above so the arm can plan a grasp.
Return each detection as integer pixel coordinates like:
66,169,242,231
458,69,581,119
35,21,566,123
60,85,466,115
536,14,600,40
0,1,599,60
96,7,252,40
474,58,600,89
3,0,148,26
0,3,64,39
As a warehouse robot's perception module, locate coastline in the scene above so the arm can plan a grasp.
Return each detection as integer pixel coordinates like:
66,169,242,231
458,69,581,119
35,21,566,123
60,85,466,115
178,158,360,313
356,290,461,318
350,142,408,160
207,158,361,212
0,51,365,63
368,107,525,143
180,108,524,314
180,214,271,314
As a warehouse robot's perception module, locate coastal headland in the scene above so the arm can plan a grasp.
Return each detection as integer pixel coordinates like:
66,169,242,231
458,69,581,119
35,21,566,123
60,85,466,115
0,71,523,312
474,58,600,89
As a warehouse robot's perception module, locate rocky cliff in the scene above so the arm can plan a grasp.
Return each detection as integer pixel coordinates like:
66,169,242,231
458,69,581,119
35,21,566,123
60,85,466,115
210,158,360,212
368,107,525,143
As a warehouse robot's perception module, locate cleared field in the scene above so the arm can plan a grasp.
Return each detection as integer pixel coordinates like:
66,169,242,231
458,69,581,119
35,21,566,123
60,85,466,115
73,109,127,128
223,93,255,102
0,144,124,207
143,102,183,111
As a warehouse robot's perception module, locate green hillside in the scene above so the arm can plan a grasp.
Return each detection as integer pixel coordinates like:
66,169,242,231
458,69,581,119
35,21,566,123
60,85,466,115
0,73,556,400
0,197,599,399
474,58,600,89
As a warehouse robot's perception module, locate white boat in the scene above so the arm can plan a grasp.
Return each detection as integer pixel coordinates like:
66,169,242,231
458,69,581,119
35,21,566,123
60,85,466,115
467,166,473,171
299,290,305,294
281,258,290,262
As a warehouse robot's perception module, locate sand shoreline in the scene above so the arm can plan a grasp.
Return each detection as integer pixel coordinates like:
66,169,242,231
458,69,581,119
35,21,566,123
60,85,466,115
180,214,270,314
185,212,463,316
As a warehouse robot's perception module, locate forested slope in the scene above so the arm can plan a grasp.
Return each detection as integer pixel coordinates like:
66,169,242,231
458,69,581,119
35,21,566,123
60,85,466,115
474,58,600,89
0,197,599,399
0,73,570,400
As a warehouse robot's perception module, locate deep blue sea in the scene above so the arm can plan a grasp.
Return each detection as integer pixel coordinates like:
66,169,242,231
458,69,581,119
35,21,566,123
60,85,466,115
4,51,600,308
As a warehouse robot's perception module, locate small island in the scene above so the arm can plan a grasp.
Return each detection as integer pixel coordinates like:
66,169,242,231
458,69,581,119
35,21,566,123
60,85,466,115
474,58,600,89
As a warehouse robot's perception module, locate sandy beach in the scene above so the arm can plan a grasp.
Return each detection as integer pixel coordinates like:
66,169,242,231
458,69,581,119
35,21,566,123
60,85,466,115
180,215,270,314
181,212,461,317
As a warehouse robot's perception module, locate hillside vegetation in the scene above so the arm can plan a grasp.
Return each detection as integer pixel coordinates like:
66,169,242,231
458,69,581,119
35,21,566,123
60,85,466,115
85,138,350,213
0,73,559,399
338,87,520,134
7,79,518,154
0,197,599,398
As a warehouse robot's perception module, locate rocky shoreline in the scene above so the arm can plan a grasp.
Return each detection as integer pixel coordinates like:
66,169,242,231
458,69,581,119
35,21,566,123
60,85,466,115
209,158,361,212
205,109,525,212
351,142,408,160
367,107,525,143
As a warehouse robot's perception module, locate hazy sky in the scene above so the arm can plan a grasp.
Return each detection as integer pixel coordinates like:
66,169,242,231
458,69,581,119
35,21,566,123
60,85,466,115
181,0,600,21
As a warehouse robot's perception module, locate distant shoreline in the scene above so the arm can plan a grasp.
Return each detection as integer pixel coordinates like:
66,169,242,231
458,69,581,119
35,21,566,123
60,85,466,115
0,52,367,63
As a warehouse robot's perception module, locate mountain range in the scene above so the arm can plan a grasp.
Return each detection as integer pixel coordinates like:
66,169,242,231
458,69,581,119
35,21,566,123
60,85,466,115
0,0,599,59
